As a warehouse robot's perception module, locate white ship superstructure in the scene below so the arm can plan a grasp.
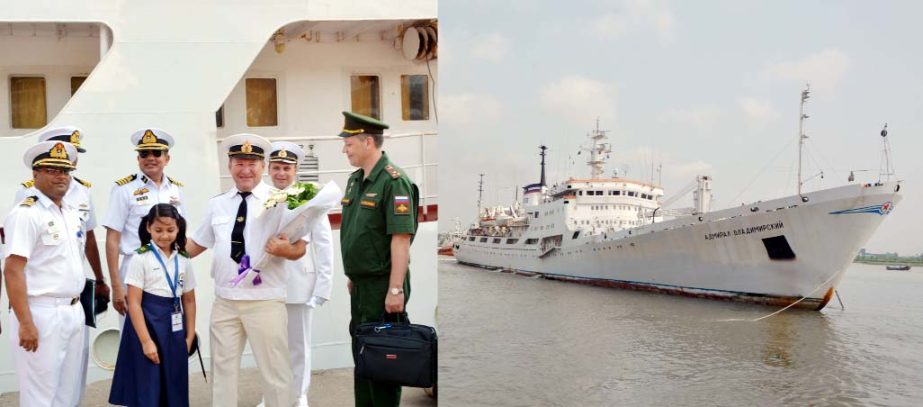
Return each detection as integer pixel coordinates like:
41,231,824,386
455,115,902,310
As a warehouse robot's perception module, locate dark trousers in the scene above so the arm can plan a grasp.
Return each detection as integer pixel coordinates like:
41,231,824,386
349,274,411,407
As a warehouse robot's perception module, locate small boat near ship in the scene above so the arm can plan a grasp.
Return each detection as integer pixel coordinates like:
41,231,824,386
454,88,902,310
885,265,911,271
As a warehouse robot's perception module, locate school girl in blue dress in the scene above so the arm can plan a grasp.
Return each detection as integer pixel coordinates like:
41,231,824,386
109,203,197,407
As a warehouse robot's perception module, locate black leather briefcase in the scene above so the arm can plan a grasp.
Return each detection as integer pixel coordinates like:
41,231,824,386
354,313,437,388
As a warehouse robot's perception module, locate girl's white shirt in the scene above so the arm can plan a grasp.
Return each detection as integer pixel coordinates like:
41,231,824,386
124,244,196,298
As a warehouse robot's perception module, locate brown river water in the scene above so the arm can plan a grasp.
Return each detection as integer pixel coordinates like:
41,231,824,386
438,259,923,406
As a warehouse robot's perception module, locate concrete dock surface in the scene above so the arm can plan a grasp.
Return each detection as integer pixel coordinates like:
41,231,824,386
0,367,436,406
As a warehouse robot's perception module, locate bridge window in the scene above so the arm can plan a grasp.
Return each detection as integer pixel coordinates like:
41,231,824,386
70,76,87,95
245,78,278,127
216,105,225,128
401,74,429,120
10,76,47,129
351,75,381,119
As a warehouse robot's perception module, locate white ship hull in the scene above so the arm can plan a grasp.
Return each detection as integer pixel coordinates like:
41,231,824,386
455,182,901,310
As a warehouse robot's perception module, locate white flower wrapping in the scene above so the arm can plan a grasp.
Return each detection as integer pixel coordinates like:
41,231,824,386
230,180,343,287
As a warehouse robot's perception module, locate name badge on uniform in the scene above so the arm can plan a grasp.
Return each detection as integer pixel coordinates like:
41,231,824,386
172,312,183,332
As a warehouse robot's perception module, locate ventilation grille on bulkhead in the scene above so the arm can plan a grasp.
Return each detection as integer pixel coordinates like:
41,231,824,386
762,235,796,260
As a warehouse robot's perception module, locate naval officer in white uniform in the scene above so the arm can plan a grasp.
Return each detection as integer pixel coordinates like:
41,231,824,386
102,128,185,317
13,127,108,297
258,141,334,407
3,141,87,406
185,133,305,407
13,126,108,404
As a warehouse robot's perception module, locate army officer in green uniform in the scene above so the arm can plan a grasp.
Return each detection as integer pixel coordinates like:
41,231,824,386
338,111,418,407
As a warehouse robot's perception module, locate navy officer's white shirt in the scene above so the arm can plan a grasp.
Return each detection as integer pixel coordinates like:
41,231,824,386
3,191,85,298
124,244,196,297
14,177,96,235
284,208,334,307
192,181,290,300
102,173,185,255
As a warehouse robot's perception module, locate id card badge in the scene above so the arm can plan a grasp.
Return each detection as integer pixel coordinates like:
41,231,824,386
172,312,183,332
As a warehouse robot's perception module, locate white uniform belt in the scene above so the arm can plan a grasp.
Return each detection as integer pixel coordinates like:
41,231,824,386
28,296,80,306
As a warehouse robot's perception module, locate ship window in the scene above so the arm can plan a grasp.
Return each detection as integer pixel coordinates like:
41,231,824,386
401,75,429,120
216,105,225,128
578,191,583,196
614,191,621,196
493,238,501,244
507,238,518,244
351,75,381,119
245,78,278,127
468,236,475,241
480,237,488,243
70,76,87,95
628,191,637,197
572,231,580,239
762,235,796,260
525,238,538,244
10,76,47,129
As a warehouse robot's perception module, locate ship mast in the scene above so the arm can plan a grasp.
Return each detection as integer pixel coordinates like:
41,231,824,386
539,145,548,187
580,118,612,179
477,173,484,215
879,123,894,182
797,84,810,196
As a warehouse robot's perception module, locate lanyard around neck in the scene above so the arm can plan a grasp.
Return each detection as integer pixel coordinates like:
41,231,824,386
149,243,180,308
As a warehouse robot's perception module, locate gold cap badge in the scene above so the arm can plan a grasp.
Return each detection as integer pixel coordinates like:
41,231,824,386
49,143,68,159
278,150,287,158
141,130,157,144
242,141,253,153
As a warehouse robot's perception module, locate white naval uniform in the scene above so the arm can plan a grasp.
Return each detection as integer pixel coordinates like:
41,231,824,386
191,181,293,407
283,211,334,405
14,177,96,403
101,173,185,288
2,192,87,407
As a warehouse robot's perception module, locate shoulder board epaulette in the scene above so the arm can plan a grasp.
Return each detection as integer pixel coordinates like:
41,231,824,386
167,176,184,187
19,195,38,207
21,179,34,188
135,245,150,254
74,177,92,188
115,174,138,186
384,164,401,179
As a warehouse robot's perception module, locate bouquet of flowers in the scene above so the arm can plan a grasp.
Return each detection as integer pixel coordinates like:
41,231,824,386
229,180,342,287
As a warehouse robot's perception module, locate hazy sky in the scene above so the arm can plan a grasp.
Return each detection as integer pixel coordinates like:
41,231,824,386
438,0,923,254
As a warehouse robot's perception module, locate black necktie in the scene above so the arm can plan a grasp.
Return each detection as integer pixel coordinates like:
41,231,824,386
230,191,251,263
